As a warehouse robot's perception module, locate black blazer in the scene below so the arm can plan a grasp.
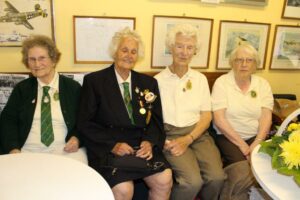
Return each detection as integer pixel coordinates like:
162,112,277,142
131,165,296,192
77,65,165,170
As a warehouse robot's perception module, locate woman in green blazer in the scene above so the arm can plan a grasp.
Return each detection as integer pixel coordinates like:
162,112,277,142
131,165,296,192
0,35,86,163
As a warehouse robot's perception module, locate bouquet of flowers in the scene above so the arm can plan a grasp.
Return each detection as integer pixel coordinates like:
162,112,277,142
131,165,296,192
259,122,300,187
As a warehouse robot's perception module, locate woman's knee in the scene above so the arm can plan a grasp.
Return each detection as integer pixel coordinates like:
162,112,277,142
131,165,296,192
177,172,203,192
112,181,134,200
145,168,173,190
159,168,173,187
207,168,227,184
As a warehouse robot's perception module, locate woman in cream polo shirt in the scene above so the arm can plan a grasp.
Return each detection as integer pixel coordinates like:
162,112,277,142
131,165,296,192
212,44,273,166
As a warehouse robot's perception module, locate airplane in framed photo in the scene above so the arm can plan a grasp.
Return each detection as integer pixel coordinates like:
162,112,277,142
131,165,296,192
0,0,48,30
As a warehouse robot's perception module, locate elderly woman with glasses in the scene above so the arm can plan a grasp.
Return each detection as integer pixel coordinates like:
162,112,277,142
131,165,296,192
211,44,274,166
0,35,87,163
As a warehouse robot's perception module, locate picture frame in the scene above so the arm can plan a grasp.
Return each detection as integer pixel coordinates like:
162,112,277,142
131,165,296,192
0,0,54,47
0,73,29,114
216,20,270,70
222,0,268,6
73,16,135,64
151,15,213,69
270,25,300,70
282,0,300,19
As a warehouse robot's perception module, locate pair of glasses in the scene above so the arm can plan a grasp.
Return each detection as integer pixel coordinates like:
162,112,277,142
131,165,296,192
234,58,255,64
28,56,50,63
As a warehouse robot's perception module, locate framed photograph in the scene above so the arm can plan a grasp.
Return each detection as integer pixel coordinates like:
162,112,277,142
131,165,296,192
270,25,300,70
151,15,213,69
0,0,54,47
73,16,135,64
282,0,300,19
0,73,29,114
222,0,268,6
216,20,270,69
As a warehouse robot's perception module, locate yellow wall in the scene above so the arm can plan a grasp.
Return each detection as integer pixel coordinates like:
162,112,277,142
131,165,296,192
0,0,300,99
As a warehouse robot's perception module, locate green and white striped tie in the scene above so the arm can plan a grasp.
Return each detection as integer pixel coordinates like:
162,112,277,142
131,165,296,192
41,86,54,146
123,82,135,124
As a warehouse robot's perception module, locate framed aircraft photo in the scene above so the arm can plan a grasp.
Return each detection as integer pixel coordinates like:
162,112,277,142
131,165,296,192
0,0,54,47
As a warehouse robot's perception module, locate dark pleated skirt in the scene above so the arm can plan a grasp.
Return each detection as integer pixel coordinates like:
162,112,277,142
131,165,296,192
102,148,170,187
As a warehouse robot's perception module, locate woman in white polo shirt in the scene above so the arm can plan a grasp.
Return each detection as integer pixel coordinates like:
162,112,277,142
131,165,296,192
212,44,273,166
155,24,226,200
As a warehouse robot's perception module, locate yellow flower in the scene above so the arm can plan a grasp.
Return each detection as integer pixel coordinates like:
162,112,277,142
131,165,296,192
287,123,299,132
289,130,300,143
280,140,300,169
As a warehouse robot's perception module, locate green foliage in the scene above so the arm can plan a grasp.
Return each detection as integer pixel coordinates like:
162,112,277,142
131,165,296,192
259,134,300,187
294,174,300,186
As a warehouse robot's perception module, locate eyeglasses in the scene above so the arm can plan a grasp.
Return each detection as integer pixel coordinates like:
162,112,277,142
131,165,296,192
28,56,50,63
234,58,255,64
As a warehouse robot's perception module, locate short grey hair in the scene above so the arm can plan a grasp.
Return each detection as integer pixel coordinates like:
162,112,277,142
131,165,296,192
228,44,261,67
21,35,60,68
165,23,201,53
108,27,144,59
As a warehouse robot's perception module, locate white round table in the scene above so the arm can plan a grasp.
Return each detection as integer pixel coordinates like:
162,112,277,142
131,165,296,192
0,153,114,200
251,145,300,200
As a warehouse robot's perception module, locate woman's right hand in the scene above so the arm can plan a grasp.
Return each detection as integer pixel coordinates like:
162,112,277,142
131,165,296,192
111,142,134,156
239,144,250,160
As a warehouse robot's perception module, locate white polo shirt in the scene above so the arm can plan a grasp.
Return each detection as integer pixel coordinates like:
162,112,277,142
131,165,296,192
211,70,274,139
155,67,211,127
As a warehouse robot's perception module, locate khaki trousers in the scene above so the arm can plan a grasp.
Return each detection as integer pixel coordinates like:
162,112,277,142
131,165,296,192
164,124,226,200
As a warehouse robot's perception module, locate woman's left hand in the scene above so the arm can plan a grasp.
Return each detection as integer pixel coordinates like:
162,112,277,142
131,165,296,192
136,141,153,160
64,136,79,153
249,139,261,153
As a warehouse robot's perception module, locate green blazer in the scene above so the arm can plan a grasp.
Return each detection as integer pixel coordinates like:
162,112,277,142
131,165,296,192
0,75,81,154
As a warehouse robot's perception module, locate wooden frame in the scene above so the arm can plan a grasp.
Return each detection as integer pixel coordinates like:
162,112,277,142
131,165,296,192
151,15,213,69
0,0,55,47
0,73,29,113
216,20,270,70
222,0,268,6
270,25,300,70
282,0,300,19
73,16,135,64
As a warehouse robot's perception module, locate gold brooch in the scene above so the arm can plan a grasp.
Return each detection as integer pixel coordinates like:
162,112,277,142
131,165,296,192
250,90,257,98
183,79,192,92
53,90,59,101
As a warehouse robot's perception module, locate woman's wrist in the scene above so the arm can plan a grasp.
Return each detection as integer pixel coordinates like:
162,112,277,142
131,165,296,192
186,134,195,144
255,137,264,142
